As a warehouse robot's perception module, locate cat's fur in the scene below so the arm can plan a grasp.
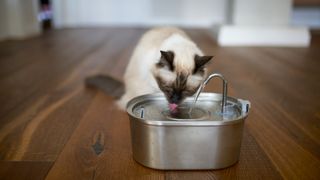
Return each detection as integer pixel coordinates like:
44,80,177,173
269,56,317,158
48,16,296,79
117,27,212,110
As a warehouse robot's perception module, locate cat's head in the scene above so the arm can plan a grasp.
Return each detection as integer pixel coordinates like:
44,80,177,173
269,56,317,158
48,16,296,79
153,50,213,105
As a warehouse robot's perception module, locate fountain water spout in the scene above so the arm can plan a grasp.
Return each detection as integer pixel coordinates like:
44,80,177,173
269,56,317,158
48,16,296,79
190,73,228,114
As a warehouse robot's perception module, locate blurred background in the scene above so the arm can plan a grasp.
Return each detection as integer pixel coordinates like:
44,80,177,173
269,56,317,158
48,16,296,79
0,0,319,46
1,1,320,179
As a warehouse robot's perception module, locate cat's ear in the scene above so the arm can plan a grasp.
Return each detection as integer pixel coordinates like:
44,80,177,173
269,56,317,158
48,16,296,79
157,50,175,71
193,55,213,74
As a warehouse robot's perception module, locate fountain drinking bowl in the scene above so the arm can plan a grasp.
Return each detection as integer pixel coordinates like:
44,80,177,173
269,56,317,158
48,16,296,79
126,92,250,170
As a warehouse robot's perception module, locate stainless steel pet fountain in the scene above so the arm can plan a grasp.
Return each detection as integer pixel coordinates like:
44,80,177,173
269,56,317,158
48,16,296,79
126,73,250,170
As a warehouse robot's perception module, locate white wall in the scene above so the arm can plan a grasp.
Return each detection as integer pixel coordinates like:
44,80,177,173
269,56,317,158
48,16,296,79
53,0,227,28
292,7,320,29
232,0,292,26
0,0,8,40
0,0,40,41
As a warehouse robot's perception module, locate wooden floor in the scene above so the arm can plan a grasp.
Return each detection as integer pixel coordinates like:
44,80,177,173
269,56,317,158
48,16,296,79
0,27,319,180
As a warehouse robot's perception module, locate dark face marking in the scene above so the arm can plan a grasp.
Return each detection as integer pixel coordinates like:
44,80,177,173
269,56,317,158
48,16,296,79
156,50,175,71
155,53,211,104
193,54,213,75
155,73,199,104
170,73,188,104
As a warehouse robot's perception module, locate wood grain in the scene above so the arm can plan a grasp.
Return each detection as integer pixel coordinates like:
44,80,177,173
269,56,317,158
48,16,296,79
0,27,319,179
0,161,53,180
0,28,143,161
45,92,165,180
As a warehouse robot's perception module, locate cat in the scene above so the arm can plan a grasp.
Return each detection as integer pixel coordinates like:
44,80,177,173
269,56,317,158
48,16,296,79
116,27,213,110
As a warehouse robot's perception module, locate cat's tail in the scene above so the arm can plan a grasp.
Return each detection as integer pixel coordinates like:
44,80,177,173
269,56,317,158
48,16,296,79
85,75,125,99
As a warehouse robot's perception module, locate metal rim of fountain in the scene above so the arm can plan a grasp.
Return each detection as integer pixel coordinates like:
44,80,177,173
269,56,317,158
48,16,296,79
127,93,250,126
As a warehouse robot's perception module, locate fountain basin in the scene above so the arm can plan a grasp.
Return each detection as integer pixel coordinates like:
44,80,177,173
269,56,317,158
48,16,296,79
126,93,250,170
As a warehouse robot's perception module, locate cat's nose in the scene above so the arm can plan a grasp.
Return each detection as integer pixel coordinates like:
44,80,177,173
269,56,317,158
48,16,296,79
171,93,180,103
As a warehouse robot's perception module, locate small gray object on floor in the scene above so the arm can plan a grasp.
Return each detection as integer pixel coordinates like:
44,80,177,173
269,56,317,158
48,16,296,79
85,75,124,99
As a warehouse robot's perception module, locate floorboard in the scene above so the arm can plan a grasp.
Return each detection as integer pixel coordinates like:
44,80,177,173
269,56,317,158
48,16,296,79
0,161,53,180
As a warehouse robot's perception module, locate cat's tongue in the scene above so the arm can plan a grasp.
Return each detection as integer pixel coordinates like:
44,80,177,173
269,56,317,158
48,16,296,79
169,103,178,112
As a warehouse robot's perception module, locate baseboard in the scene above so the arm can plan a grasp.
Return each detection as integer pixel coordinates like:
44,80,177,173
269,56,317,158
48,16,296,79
211,25,311,47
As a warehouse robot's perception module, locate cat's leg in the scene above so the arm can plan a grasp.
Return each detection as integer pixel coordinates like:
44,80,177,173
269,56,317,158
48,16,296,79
116,77,154,110
116,92,132,110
